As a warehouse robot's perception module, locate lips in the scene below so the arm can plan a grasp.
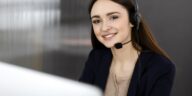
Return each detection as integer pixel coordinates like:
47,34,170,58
102,33,117,40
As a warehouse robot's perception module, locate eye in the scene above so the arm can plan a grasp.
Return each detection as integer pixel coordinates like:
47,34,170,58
92,19,101,24
110,15,119,20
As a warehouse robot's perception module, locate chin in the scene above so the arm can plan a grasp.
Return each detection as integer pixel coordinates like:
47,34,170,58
99,39,116,48
103,43,115,48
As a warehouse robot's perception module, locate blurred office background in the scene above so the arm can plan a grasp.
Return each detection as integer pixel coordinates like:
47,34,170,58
0,0,191,96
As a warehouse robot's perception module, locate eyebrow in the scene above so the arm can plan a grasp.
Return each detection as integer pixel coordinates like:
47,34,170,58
91,12,120,19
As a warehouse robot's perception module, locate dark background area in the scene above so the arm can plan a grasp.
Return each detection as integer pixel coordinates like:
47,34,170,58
0,0,191,96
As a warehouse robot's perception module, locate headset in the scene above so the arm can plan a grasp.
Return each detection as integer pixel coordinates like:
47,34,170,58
132,0,142,47
133,0,141,33
114,0,141,49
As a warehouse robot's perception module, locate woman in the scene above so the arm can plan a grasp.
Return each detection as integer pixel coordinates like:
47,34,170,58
79,0,175,96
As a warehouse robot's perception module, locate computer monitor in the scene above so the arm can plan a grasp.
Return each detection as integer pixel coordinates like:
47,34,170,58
0,61,102,96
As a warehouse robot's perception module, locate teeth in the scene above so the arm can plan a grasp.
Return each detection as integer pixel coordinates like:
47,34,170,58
105,34,114,38
103,33,116,39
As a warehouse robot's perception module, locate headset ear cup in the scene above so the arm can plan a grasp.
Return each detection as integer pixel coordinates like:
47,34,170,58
132,0,141,46
133,12,141,45
134,12,141,32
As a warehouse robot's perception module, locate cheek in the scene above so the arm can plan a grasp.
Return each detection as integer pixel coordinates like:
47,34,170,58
121,26,132,38
116,22,130,34
93,25,101,36
116,21,132,40
120,19,132,33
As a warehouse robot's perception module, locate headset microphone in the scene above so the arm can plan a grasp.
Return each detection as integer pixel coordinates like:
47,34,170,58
114,40,132,49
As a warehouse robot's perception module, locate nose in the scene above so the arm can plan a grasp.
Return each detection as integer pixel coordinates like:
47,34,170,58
101,21,111,32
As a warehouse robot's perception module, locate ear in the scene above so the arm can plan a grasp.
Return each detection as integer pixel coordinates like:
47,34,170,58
130,23,134,27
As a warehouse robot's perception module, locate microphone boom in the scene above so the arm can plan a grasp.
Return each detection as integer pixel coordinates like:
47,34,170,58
114,40,132,49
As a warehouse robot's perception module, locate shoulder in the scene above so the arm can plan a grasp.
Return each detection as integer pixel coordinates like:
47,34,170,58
137,51,176,96
141,50,176,75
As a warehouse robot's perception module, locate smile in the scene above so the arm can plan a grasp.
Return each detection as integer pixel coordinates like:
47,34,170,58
102,33,117,40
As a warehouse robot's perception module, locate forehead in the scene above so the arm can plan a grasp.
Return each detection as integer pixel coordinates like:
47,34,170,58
91,0,128,17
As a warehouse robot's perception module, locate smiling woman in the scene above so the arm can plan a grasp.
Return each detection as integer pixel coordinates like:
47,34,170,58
79,0,176,96
90,1,133,48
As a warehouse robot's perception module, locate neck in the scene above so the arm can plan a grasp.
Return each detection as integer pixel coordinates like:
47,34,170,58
111,42,139,65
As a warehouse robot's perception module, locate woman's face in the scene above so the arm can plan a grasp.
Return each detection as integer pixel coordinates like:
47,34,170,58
91,0,133,48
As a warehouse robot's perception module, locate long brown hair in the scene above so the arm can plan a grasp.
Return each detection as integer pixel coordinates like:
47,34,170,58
89,0,170,59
